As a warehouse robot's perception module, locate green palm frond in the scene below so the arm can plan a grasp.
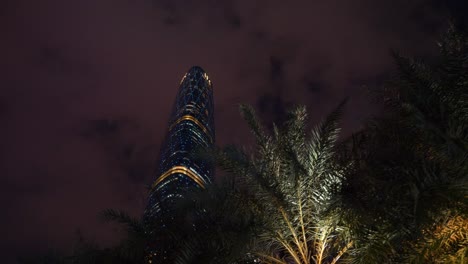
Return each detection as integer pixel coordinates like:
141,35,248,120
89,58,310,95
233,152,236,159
100,209,146,235
240,103,270,150
228,100,353,264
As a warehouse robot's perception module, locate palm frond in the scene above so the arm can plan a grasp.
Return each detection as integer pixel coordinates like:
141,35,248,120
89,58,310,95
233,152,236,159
99,209,146,235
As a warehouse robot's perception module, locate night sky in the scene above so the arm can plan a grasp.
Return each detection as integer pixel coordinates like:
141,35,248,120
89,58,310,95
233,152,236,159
1,0,467,262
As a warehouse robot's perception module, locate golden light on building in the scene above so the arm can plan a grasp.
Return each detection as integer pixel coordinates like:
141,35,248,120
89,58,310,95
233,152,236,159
169,114,213,143
151,165,206,190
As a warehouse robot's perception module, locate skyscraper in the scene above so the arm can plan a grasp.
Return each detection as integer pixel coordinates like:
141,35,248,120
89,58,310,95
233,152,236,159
144,65,215,226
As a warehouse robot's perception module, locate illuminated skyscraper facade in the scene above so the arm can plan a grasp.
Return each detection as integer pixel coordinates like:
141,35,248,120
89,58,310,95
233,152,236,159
144,66,215,225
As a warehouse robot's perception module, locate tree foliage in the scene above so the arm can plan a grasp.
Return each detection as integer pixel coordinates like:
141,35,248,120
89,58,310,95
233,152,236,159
337,24,468,263
209,100,355,264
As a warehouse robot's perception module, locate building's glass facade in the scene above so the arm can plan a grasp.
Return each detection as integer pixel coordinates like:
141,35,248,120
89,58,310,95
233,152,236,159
144,65,215,228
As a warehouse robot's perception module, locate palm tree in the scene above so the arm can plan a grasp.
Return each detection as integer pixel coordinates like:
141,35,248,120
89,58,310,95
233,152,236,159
210,100,355,264
336,24,468,263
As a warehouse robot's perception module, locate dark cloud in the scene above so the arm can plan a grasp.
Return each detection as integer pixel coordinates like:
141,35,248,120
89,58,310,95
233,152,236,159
0,0,11,18
349,72,391,89
254,55,291,126
154,0,183,25
152,0,243,29
81,118,158,185
300,63,332,94
434,0,468,31
407,1,446,35
82,119,122,138
37,46,78,73
33,45,100,84
0,171,50,196
256,94,287,124
304,80,327,94
0,98,7,118
249,30,269,41
224,11,242,29
269,56,285,81
38,46,70,71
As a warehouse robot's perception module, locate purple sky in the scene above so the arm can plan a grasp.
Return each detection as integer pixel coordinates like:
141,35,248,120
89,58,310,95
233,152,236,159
1,0,466,262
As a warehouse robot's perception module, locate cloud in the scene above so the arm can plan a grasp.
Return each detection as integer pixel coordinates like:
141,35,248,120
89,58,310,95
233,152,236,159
36,45,97,78
152,0,244,29
81,118,159,184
